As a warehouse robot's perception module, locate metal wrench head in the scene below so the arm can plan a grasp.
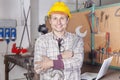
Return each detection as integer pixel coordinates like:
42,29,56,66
75,26,87,37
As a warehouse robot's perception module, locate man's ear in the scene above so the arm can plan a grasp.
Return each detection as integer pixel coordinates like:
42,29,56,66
48,18,51,24
67,18,69,24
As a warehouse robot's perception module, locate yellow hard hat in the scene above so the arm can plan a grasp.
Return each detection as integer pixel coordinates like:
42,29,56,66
48,1,71,18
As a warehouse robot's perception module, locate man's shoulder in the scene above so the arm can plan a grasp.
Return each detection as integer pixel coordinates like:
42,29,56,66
66,32,74,35
36,32,52,41
66,32,83,40
66,32,75,38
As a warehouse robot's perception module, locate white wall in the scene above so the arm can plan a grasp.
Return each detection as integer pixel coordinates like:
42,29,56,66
0,0,30,80
101,0,120,5
0,0,31,53
30,0,39,44
38,0,58,24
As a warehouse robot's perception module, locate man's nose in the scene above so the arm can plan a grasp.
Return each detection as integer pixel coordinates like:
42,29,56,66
57,19,61,24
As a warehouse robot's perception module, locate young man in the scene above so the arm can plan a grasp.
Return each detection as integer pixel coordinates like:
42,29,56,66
34,1,84,80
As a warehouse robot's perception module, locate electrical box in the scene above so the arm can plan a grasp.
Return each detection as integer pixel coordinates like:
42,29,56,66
0,19,17,28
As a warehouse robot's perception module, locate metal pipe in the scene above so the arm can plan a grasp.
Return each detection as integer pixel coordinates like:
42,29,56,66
99,0,102,6
76,0,78,11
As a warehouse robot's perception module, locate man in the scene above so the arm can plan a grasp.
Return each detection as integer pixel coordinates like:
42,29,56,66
34,1,84,80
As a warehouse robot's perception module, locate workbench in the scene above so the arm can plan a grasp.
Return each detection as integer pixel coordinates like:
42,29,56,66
4,54,120,80
4,54,36,80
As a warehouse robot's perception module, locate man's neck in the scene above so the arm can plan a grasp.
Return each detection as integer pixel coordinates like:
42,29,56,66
53,31,65,38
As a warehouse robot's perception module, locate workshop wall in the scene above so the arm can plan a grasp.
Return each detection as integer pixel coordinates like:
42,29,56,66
46,3,120,68
0,0,31,53
0,0,30,80
70,3,120,68
100,0,120,6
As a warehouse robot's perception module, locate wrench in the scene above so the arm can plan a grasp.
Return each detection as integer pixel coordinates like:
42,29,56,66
51,26,87,80
70,26,87,51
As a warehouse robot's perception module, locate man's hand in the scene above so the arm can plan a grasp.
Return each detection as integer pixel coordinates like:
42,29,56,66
61,50,73,59
34,55,53,73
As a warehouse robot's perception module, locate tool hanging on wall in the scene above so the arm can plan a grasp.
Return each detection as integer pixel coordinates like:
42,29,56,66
100,11,105,22
106,32,111,57
84,0,94,8
104,14,109,28
112,49,120,66
113,50,119,65
87,10,100,34
97,46,101,62
96,17,100,33
98,47,105,63
101,48,105,62
0,28,4,41
115,8,120,17
117,50,120,65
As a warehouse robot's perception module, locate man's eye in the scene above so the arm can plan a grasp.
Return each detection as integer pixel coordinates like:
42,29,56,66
61,17,64,19
61,17,66,20
52,17,57,20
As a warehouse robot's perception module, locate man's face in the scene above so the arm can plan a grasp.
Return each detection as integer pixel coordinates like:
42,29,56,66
49,13,69,33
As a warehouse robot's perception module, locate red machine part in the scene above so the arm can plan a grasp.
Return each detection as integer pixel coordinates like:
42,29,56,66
11,43,27,54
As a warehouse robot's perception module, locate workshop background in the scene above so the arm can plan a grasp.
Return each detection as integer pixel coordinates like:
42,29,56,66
0,0,120,80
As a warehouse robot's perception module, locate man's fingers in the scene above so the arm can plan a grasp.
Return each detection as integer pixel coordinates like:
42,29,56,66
62,50,74,58
35,61,41,64
41,55,47,58
34,64,42,71
42,55,49,60
34,64,45,73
